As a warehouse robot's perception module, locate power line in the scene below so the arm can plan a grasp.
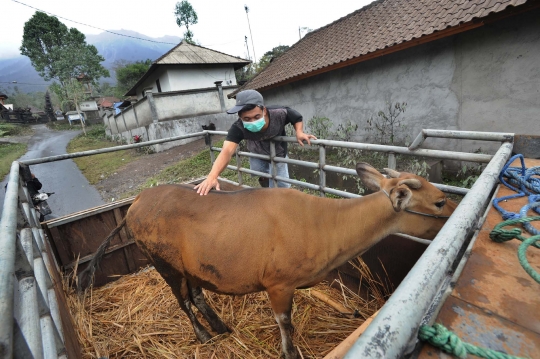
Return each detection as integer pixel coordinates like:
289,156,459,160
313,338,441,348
11,0,178,45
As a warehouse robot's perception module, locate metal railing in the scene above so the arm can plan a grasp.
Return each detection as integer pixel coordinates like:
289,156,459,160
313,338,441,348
206,129,514,198
1,128,514,358
0,163,67,359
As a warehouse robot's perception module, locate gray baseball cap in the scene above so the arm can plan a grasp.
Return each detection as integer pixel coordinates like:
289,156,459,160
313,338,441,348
226,90,264,114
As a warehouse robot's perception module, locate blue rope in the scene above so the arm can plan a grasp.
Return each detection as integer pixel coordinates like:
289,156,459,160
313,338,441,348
492,154,540,235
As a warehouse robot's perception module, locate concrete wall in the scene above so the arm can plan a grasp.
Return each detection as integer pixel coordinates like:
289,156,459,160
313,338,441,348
260,9,540,154
112,112,236,152
135,64,237,100
104,85,238,139
154,86,237,121
104,84,239,151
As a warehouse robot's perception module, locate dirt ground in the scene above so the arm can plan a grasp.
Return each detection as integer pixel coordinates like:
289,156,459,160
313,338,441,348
95,138,210,202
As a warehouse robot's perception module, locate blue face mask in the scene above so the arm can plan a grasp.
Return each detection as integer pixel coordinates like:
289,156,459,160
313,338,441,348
242,117,266,132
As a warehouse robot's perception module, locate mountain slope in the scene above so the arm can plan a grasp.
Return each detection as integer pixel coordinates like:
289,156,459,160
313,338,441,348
0,30,180,93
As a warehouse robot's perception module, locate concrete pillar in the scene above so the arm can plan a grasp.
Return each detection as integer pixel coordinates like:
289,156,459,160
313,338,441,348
146,90,159,124
214,81,226,112
120,111,132,141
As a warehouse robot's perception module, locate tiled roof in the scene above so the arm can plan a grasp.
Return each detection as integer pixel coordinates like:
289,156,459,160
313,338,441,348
126,42,250,96
155,42,250,69
235,0,533,95
97,96,120,108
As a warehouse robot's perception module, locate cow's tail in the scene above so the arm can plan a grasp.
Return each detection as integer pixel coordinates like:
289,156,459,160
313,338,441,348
77,217,127,292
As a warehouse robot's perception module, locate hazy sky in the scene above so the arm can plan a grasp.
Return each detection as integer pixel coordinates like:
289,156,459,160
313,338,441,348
1,0,373,61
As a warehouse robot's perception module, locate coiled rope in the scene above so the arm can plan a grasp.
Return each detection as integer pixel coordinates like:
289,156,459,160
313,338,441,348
490,153,540,283
489,217,540,283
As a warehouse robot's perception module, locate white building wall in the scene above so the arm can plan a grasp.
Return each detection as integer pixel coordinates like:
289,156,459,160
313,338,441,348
166,65,237,90
135,64,237,100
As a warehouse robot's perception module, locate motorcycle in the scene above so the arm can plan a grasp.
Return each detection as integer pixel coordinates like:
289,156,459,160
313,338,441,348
32,192,54,222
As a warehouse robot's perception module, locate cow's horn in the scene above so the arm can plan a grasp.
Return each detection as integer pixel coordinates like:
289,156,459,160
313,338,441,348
384,168,401,178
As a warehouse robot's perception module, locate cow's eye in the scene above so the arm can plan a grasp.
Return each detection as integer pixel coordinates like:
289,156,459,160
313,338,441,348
435,200,446,208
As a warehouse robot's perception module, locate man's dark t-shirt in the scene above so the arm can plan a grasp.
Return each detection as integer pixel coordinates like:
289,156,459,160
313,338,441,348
225,106,302,143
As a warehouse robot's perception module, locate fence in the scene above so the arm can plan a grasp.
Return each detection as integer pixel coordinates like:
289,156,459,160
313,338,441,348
0,128,514,358
0,163,69,358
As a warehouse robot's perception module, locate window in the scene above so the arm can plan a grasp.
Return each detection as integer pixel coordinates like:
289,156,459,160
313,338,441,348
156,79,162,93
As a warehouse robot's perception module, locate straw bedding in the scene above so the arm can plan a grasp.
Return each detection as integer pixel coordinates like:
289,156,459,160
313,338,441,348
65,261,387,358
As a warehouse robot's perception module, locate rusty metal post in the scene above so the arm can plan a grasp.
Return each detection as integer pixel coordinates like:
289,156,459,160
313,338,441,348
319,145,326,197
387,152,396,170
235,146,243,185
270,141,278,188
207,133,215,163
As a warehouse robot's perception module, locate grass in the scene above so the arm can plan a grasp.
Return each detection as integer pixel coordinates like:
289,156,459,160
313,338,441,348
0,143,27,179
46,121,84,131
134,141,259,193
66,125,137,184
0,122,34,137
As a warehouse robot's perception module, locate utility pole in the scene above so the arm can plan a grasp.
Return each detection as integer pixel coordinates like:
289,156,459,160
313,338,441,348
244,36,253,77
244,35,251,62
244,5,257,63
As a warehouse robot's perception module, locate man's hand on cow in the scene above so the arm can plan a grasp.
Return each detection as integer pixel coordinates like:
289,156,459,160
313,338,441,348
194,177,220,195
296,132,317,146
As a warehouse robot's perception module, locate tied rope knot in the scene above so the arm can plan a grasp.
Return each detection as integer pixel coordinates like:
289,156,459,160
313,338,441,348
489,226,523,243
418,324,526,359
419,324,467,358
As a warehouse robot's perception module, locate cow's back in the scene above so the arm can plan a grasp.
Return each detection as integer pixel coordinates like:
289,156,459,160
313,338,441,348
125,184,328,294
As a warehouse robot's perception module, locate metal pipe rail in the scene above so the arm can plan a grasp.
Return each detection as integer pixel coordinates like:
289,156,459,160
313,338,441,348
343,142,514,359
272,136,494,163
211,134,471,195
0,163,67,358
21,132,207,165
408,129,514,150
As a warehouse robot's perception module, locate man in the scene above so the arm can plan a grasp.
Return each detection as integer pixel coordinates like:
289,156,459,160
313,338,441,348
195,90,316,195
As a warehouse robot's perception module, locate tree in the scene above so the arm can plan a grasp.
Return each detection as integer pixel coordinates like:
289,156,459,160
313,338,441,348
115,59,152,97
96,82,117,97
20,12,109,93
255,45,290,72
174,1,198,44
235,45,290,83
53,78,89,134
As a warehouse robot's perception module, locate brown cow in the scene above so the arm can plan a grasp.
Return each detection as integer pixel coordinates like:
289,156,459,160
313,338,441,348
81,162,456,359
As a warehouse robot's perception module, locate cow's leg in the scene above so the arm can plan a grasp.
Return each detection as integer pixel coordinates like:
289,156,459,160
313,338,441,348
188,284,230,334
161,275,213,343
267,287,298,359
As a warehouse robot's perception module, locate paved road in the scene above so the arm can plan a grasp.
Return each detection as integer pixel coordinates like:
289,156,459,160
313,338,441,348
1,124,105,218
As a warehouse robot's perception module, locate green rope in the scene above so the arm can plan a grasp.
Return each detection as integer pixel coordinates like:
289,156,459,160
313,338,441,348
419,324,526,359
489,216,540,284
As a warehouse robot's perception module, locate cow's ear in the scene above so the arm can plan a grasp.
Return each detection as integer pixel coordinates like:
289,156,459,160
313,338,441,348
389,186,413,212
356,162,384,191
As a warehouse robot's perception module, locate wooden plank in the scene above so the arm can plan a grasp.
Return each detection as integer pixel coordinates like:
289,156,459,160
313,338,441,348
113,208,137,272
43,236,82,359
46,197,135,228
64,241,136,269
46,226,72,267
